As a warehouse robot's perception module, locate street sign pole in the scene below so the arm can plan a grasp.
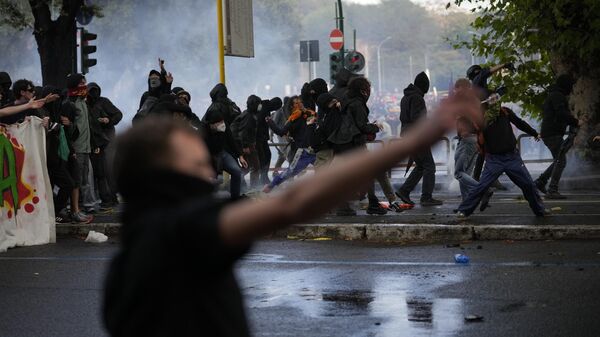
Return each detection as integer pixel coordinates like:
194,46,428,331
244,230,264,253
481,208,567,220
216,0,226,84
307,42,312,82
336,0,344,67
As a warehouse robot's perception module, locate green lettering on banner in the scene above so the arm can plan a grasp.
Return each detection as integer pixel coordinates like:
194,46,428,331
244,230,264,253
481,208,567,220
0,135,19,209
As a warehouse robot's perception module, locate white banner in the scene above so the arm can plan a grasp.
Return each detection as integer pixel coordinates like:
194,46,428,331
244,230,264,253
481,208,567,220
1,116,55,252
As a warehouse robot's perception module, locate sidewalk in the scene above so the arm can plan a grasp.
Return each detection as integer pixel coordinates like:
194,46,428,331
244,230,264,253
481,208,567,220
59,191,600,243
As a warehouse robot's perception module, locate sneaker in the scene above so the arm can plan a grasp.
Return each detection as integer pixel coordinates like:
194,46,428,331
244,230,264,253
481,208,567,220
545,191,567,199
71,211,94,224
389,202,404,213
479,189,494,212
395,190,414,205
336,207,357,216
534,180,548,194
456,211,468,220
536,208,552,217
420,198,443,206
55,215,71,224
367,204,388,215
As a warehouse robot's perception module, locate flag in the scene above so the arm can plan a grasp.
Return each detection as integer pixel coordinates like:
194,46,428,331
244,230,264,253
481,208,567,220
1,116,55,252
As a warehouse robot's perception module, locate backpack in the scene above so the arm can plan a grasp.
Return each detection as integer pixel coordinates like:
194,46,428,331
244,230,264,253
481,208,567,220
399,95,414,124
327,104,360,145
133,96,158,122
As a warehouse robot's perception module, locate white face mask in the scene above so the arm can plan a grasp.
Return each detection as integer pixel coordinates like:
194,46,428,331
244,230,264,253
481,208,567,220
257,103,263,112
213,122,226,132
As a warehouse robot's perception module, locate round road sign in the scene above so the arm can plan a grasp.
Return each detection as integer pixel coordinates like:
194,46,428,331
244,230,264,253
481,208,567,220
329,29,344,50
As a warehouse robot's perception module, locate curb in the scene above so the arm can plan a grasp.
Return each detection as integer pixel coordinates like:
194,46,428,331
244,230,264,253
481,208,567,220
58,223,600,243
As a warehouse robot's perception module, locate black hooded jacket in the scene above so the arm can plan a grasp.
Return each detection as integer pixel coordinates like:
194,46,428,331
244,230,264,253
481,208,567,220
103,170,250,337
87,82,123,141
329,69,354,101
399,84,427,133
341,89,379,148
205,84,242,126
541,77,578,138
309,93,339,152
238,95,262,148
138,70,172,110
256,98,283,142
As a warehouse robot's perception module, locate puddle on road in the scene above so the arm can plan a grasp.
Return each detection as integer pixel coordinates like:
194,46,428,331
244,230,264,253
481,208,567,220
244,269,467,336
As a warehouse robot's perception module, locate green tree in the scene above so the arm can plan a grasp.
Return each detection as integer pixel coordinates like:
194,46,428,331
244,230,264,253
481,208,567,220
0,0,102,87
452,0,600,156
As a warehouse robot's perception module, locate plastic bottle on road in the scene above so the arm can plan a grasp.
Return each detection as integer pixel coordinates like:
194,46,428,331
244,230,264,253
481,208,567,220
454,254,470,264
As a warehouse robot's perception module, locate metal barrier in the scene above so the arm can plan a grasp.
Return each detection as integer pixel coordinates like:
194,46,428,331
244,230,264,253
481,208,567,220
516,134,554,164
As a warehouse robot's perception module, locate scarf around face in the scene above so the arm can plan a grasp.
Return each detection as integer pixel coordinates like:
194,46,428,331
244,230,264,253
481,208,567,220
68,84,88,98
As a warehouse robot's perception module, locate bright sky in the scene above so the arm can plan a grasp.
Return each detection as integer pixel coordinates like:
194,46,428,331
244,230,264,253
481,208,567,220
344,0,477,11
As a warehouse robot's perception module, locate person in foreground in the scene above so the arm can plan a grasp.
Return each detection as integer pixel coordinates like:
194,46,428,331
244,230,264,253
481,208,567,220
102,92,481,337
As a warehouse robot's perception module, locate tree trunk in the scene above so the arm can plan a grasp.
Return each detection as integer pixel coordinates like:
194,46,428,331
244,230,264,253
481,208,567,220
29,0,82,88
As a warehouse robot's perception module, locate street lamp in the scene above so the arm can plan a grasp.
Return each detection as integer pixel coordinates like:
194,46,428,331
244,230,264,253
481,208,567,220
377,36,392,94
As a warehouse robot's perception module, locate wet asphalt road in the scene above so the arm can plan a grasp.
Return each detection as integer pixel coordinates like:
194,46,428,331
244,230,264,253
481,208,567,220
1,239,600,337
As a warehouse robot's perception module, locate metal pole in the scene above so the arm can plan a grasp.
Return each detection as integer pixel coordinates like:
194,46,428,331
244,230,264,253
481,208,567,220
353,29,356,51
409,55,414,80
377,36,391,94
217,0,226,84
337,0,344,67
307,42,312,82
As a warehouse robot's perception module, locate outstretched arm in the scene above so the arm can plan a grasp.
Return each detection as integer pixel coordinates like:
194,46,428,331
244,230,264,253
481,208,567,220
0,98,47,117
220,92,482,246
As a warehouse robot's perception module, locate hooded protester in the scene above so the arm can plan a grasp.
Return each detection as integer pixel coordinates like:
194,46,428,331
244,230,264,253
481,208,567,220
235,95,262,188
534,74,579,199
263,96,317,193
0,71,14,107
300,82,314,111
87,82,123,208
134,69,173,123
301,78,328,111
396,71,443,207
466,63,514,101
329,68,355,101
256,97,283,184
311,93,340,168
200,109,247,199
205,83,242,126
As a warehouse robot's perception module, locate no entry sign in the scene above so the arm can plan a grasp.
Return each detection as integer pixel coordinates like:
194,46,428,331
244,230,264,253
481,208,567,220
329,29,344,50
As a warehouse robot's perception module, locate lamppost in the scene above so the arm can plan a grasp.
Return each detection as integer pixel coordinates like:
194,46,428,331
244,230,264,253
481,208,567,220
377,36,392,94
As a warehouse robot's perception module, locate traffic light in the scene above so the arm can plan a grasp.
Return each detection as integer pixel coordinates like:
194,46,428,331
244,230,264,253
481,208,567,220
345,51,365,73
329,52,343,85
80,29,97,74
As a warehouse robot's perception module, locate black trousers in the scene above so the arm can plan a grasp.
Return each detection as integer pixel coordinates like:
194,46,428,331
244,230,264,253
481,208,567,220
47,159,74,214
537,135,567,192
399,148,436,199
256,139,271,184
91,149,116,204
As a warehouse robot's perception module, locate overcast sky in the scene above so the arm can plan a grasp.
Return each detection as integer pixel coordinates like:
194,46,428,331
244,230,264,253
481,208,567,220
344,0,477,11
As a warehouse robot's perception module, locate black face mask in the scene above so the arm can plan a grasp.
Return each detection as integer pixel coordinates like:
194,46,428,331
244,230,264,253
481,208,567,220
88,89,100,100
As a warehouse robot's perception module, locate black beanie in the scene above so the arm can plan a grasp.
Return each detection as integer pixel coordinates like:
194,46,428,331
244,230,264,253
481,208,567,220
204,109,224,124
172,87,184,94
414,71,430,94
66,73,85,89
148,70,161,78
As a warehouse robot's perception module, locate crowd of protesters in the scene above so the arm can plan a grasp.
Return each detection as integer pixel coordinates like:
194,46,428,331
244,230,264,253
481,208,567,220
3,57,600,224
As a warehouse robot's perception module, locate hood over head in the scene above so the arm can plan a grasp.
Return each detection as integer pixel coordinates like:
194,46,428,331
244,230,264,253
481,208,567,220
246,95,262,113
210,83,228,102
309,78,328,97
269,97,283,111
87,82,101,98
347,77,371,100
414,71,430,94
335,68,353,87
0,71,12,88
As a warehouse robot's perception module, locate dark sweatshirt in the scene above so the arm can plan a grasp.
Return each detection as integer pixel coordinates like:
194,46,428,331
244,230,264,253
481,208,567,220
483,108,538,155
540,85,578,138
399,84,427,135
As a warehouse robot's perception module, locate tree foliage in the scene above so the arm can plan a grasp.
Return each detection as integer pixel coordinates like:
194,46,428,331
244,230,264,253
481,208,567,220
451,0,600,119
